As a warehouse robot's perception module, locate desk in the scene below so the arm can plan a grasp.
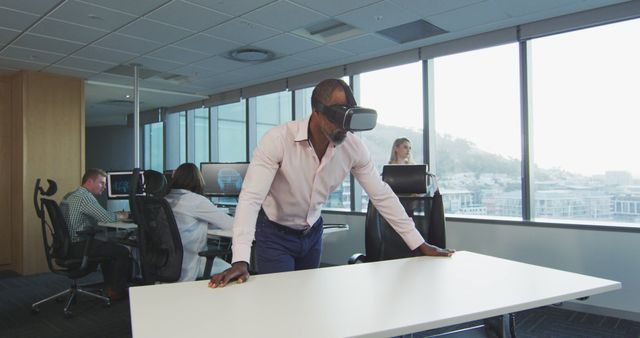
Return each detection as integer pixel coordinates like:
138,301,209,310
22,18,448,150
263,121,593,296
97,221,137,231
129,251,620,338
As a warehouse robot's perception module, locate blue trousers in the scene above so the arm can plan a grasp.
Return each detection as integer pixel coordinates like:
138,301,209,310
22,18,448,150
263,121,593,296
254,211,323,274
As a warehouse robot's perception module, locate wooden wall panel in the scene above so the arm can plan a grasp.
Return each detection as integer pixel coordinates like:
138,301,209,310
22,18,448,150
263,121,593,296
20,71,84,274
0,76,12,267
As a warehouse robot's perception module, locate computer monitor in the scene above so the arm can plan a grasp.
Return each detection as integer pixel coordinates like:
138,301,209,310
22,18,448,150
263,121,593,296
106,170,145,199
200,162,249,197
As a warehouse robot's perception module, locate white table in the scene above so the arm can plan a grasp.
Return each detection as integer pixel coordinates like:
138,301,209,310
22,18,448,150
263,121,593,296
206,224,350,239
97,221,137,231
129,251,620,338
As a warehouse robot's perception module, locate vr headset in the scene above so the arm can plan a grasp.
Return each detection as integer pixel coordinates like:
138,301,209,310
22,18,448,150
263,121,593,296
312,80,377,132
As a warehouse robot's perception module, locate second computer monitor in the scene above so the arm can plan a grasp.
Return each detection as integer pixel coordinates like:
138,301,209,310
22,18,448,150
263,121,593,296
200,162,249,196
106,170,145,199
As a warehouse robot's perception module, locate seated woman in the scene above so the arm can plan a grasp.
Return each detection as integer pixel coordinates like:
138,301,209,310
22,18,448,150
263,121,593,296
164,163,233,282
388,137,415,165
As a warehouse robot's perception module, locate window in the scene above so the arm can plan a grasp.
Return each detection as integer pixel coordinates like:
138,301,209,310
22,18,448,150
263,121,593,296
143,122,163,171
294,87,314,120
216,100,246,162
165,111,187,170
255,91,292,145
357,62,424,211
529,18,640,224
189,107,209,166
433,43,521,218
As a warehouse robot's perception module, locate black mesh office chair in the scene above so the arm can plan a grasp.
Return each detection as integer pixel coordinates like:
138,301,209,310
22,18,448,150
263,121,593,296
349,164,445,263
31,179,111,318
135,170,229,283
348,165,516,338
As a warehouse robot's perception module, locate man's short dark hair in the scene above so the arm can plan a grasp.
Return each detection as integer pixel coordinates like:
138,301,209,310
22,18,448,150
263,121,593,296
82,168,107,184
311,78,349,112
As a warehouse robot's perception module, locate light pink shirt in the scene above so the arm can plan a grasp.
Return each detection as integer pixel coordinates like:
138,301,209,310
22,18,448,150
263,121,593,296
231,116,425,264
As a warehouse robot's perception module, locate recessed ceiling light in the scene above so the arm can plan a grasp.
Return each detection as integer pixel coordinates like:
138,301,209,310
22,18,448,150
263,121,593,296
125,94,131,98
228,48,274,62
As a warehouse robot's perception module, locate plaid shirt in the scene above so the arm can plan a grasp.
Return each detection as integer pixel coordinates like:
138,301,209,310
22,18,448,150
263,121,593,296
60,187,117,242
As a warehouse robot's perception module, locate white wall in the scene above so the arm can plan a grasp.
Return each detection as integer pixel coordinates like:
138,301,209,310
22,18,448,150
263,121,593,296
320,213,640,320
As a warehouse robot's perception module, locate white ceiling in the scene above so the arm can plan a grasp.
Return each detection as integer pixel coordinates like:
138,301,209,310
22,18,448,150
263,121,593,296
0,0,630,126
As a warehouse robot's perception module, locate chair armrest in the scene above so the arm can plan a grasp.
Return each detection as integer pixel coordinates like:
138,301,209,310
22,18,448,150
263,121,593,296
348,253,366,264
77,227,101,269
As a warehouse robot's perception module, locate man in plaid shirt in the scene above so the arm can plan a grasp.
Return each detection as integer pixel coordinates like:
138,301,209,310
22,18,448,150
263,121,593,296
61,168,131,300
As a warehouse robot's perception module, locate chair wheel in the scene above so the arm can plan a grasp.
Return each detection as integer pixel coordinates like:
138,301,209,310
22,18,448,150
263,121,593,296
31,307,40,314
103,301,111,308
64,311,73,318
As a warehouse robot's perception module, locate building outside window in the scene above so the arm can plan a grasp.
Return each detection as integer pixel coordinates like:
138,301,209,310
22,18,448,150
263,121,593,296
143,121,163,172
216,100,246,162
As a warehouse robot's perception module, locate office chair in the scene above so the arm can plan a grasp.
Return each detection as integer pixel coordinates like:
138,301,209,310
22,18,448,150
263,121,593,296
349,164,445,263
128,167,143,224
31,179,111,318
347,165,516,338
135,170,229,283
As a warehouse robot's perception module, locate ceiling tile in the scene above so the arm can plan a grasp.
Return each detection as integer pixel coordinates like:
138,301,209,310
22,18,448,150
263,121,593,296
336,1,422,33
427,1,510,31
80,0,170,16
49,0,137,31
0,7,39,31
13,33,85,54
259,56,311,72
192,55,248,72
129,56,184,72
43,65,99,78
30,18,109,44
203,18,280,45
146,0,232,32
184,0,276,16
0,67,18,75
94,33,162,55
493,0,582,17
290,0,383,16
330,33,397,55
0,56,47,71
88,72,136,85
149,46,210,64
0,27,20,45
293,46,355,65
173,33,243,56
171,64,221,78
55,56,116,72
0,46,65,64
242,1,328,32
73,45,138,64
253,33,321,56
389,0,485,17
0,0,61,15
118,18,193,44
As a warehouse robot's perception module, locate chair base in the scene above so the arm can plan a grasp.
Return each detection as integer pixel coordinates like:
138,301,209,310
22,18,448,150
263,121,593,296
31,280,111,318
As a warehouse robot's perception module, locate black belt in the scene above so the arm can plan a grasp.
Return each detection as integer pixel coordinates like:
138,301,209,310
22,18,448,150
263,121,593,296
261,210,320,237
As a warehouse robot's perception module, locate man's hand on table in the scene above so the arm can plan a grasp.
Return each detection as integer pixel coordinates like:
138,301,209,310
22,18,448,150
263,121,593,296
209,261,250,288
418,242,455,257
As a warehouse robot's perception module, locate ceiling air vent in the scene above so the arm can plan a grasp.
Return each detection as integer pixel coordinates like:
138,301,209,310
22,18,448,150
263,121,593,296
377,19,447,44
293,19,363,43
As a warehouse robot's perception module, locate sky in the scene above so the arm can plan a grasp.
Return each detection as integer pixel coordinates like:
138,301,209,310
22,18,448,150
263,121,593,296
359,18,640,179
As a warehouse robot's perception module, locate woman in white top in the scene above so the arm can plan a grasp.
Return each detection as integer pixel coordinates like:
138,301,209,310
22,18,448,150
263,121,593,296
164,163,233,281
388,137,415,165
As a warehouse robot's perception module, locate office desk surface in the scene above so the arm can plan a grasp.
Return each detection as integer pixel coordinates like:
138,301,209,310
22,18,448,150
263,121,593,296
97,221,137,230
129,251,619,338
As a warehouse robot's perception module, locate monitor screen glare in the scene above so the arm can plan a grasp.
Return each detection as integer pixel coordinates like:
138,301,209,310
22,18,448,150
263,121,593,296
107,171,145,199
200,162,249,196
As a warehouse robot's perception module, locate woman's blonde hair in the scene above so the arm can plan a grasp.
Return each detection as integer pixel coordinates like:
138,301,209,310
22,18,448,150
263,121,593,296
388,137,414,164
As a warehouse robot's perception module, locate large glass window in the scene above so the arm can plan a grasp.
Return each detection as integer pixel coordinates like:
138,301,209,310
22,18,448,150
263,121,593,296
357,62,424,211
143,122,164,171
216,100,246,162
255,91,292,144
529,18,640,224
433,43,521,218
190,107,209,166
165,111,187,170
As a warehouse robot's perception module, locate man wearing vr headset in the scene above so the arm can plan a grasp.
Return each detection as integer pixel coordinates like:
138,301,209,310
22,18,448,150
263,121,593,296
210,79,454,288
